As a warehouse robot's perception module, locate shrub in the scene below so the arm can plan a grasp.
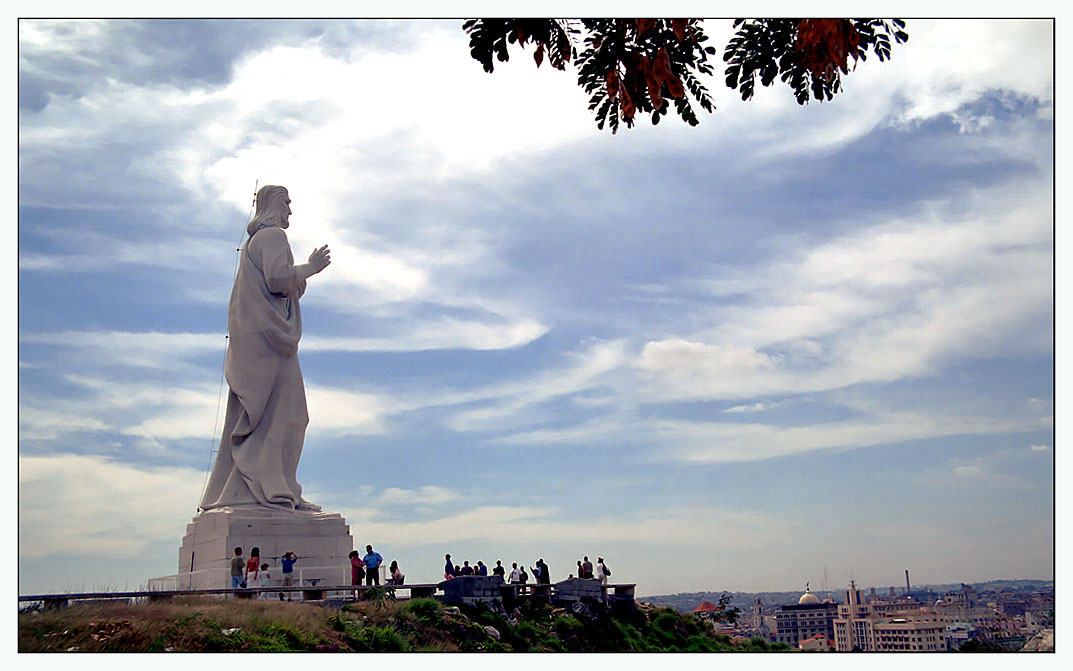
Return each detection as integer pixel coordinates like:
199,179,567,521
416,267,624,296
346,624,410,652
401,597,442,625
365,586,397,608
554,614,585,638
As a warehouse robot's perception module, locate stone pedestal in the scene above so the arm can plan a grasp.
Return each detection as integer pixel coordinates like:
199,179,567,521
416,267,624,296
553,577,605,603
438,575,505,608
176,506,353,590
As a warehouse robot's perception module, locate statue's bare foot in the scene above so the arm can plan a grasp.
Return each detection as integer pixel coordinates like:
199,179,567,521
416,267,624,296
296,499,322,512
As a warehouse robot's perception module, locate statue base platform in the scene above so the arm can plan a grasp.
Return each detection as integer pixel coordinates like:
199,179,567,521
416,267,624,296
175,505,354,591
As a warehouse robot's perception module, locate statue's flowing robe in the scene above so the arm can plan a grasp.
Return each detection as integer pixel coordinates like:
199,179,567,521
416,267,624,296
200,225,311,510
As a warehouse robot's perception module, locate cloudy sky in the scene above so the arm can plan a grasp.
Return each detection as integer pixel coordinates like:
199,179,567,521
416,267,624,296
18,18,1054,598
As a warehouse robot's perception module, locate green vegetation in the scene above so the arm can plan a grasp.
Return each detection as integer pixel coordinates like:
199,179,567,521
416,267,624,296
957,639,1016,653
19,596,793,653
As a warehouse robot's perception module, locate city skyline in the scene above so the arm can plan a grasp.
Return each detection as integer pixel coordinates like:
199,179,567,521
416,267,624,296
18,18,1054,596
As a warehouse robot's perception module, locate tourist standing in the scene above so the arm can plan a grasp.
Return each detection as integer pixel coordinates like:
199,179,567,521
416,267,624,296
444,553,454,579
493,560,506,578
363,545,383,585
245,547,261,587
531,559,550,584
582,556,594,579
508,562,521,583
230,547,245,590
257,563,271,599
280,551,298,601
349,550,365,586
596,557,611,585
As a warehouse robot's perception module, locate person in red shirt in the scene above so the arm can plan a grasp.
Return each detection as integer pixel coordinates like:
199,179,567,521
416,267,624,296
349,550,365,585
245,547,261,587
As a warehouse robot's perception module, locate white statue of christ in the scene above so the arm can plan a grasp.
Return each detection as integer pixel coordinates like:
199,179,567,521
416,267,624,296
200,184,331,512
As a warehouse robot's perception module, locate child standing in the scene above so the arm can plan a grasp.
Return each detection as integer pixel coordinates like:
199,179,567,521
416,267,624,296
257,563,271,599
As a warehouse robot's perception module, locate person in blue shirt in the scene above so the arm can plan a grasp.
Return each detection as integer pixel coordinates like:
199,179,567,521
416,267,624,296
362,545,383,586
279,551,298,601
530,558,550,585
476,561,488,576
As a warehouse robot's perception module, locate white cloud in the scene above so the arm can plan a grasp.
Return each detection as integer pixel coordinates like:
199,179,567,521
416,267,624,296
636,339,780,401
177,28,595,313
19,22,572,334
723,400,788,414
331,499,785,558
306,385,389,436
18,454,204,559
21,316,545,376
310,242,428,302
373,486,459,507
19,368,397,447
954,464,985,478
698,19,1054,163
490,417,624,446
887,19,1053,126
303,316,548,352
18,330,616,451
637,191,1052,402
662,410,1044,464
19,373,220,443
21,331,223,367
446,339,628,432
18,406,111,441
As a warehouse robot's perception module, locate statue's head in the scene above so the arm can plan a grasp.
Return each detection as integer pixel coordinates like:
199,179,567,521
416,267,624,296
247,185,291,236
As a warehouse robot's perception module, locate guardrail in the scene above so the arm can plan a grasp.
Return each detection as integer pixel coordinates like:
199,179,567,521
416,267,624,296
145,564,380,593
19,579,636,609
18,583,433,608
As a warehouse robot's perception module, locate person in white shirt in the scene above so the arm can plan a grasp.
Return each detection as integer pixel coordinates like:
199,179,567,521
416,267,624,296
595,557,610,585
508,562,522,584
257,563,272,599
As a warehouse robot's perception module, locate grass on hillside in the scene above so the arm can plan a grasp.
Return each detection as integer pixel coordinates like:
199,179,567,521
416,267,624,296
19,595,791,653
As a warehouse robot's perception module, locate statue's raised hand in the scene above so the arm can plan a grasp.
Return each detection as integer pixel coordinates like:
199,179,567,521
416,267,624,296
308,245,331,274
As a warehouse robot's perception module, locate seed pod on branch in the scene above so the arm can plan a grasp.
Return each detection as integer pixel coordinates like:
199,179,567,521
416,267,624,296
620,85,635,121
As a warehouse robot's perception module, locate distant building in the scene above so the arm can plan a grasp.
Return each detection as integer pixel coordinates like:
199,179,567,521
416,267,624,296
775,586,838,648
833,581,946,652
692,601,720,621
944,624,973,650
934,583,997,637
799,634,834,651
763,613,778,638
1023,611,1050,636
943,583,978,607
747,596,771,638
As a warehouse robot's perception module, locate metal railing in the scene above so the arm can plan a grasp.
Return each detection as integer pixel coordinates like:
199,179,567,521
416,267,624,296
20,578,636,608
146,564,377,592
